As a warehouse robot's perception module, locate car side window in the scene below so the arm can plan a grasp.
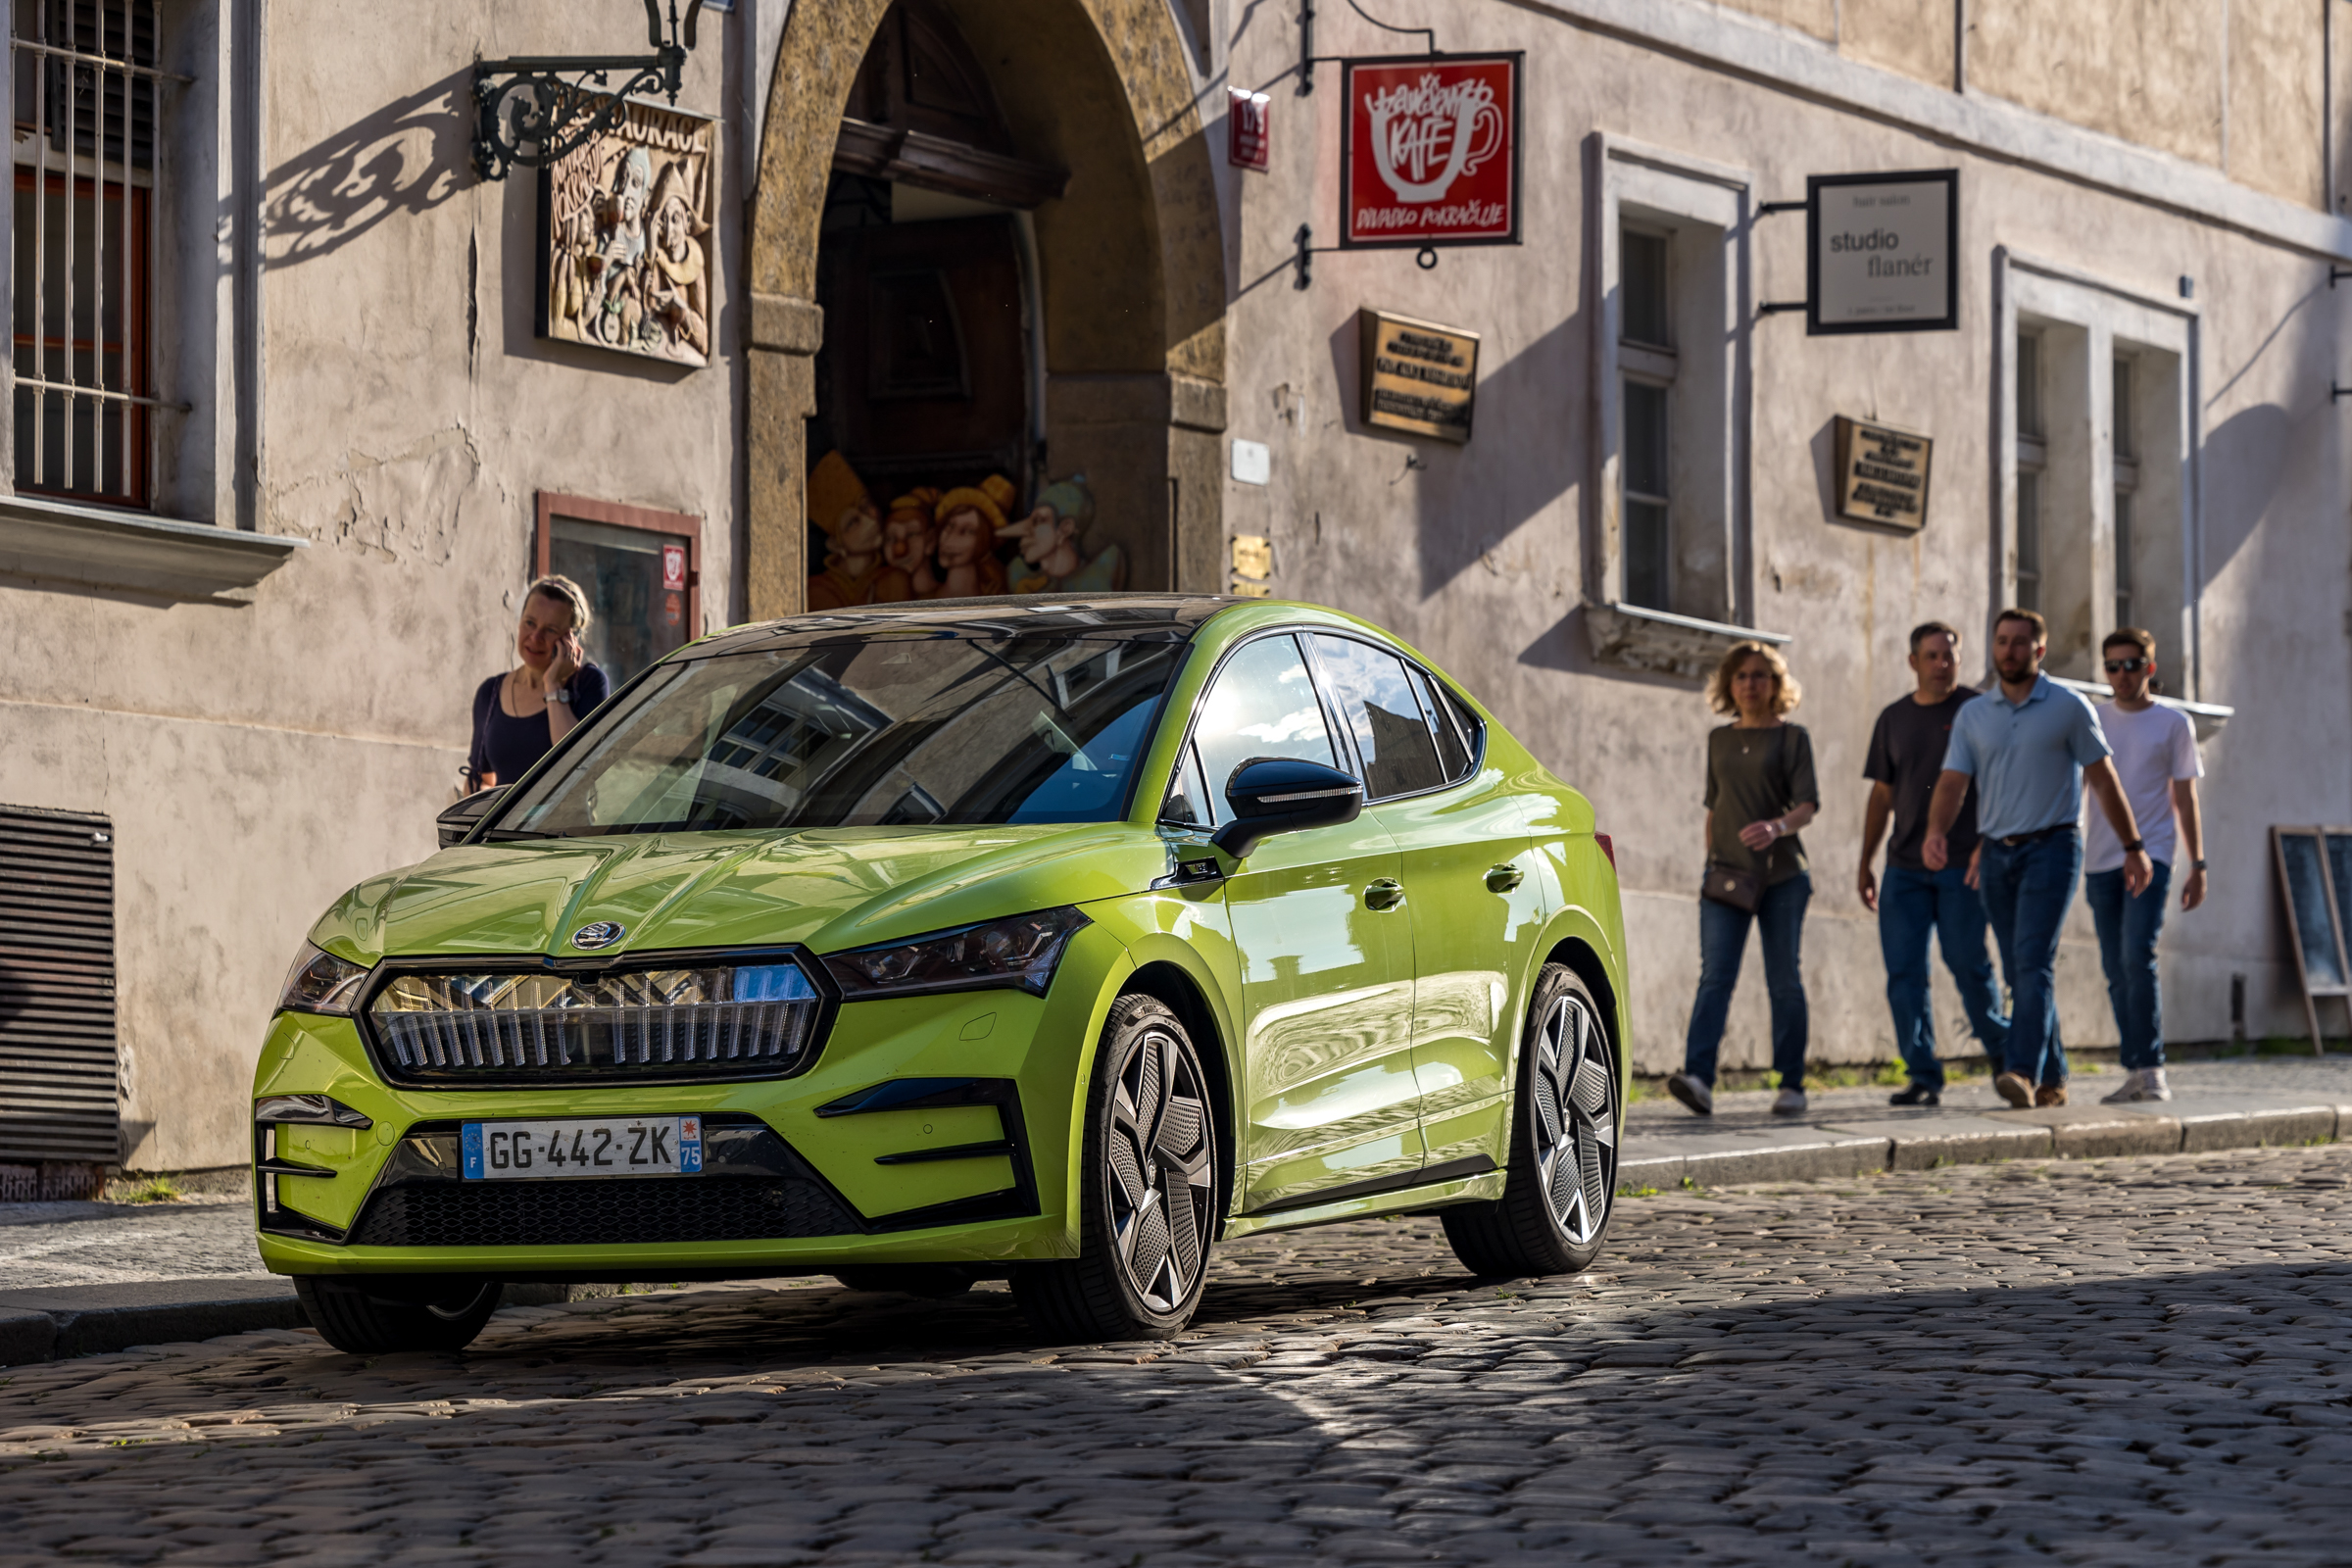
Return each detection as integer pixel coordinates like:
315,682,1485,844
1408,664,1471,782
1182,634,1340,828
1159,741,1214,827
1309,634,1445,801
1440,682,1485,764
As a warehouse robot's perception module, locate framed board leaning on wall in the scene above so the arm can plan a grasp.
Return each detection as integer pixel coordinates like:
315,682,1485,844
2272,826,2352,1053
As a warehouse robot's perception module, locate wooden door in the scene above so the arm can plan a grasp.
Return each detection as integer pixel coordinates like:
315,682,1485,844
822,215,1027,494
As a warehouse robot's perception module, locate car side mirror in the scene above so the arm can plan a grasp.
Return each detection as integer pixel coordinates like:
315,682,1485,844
1210,758,1364,860
437,787,508,849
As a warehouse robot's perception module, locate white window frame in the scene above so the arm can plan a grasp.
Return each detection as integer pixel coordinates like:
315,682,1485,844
1589,133,1753,628
1992,249,2204,697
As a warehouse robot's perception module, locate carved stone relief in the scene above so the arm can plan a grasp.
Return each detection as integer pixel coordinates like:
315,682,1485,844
539,93,715,368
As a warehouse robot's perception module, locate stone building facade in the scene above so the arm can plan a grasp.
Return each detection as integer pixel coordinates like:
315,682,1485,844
0,0,2345,1174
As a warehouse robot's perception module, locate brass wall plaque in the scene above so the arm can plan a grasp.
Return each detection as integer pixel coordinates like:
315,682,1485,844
1358,309,1480,443
1229,534,1273,597
1834,416,1932,530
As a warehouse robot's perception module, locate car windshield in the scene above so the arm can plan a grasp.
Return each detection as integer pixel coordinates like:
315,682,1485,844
492,634,1189,837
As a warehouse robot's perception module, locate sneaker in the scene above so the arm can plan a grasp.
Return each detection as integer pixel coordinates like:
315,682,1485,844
1666,1071,1714,1116
1994,1071,2034,1108
2104,1067,2174,1103
2034,1083,2069,1107
1772,1088,1808,1116
1888,1083,1941,1107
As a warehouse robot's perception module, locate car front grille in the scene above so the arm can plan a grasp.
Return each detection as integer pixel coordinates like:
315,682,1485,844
367,957,823,1085
347,1175,858,1248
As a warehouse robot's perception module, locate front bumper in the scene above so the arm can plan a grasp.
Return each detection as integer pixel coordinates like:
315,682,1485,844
252,926,1125,1279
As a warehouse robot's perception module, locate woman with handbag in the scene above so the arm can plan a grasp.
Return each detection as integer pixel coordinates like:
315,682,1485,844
1667,641,1821,1117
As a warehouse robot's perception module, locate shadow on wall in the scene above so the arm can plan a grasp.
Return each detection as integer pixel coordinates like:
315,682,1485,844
2200,400,2297,584
1322,307,1583,603
264,73,470,267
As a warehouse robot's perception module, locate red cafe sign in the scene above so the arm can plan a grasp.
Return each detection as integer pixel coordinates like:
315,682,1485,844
1340,53,1522,249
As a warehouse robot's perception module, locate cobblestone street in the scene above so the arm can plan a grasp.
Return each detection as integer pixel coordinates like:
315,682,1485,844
7,1146,2352,1564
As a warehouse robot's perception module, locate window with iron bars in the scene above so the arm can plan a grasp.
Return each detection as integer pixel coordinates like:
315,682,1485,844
10,0,172,508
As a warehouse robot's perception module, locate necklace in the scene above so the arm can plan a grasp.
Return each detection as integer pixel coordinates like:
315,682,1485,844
506,667,544,715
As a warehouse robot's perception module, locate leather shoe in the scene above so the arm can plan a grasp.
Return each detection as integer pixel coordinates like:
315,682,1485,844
1994,1071,2034,1107
1666,1071,1714,1116
1888,1083,1940,1106
2034,1083,2069,1107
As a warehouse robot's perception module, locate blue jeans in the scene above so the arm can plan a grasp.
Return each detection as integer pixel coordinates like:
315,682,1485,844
2085,858,2173,1071
1685,872,1811,1089
1879,861,2011,1091
1978,827,2081,1087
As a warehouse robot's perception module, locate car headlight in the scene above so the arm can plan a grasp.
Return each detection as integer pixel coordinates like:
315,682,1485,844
277,942,371,1015
822,907,1091,1000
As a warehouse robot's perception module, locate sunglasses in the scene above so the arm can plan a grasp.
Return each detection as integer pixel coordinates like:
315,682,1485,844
2103,657,2148,674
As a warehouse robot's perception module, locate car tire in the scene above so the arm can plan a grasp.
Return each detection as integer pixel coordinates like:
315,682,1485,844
1012,993,1218,1343
831,1265,976,1298
294,1275,504,1355
1442,963,1619,1278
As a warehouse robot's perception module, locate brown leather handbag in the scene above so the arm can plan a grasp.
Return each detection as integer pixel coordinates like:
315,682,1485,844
1700,728,1784,914
1701,861,1766,913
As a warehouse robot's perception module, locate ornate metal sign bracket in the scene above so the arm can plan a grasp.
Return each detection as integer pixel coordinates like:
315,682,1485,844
471,0,706,182
1297,0,1440,94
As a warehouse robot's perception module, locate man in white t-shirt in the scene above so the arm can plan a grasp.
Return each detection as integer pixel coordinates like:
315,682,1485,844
2085,628,2207,1102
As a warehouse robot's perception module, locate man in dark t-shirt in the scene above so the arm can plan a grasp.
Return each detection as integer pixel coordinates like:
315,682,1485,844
1858,622,2013,1104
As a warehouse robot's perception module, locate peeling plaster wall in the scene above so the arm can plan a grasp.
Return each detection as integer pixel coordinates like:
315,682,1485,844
1226,3,2352,1074
0,2,750,1170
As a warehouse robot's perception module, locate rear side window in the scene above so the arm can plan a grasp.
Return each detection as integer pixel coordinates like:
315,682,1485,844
1178,634,1340,828
1309,634,1445,801
1440,683,1484,762
1408,665,1472,782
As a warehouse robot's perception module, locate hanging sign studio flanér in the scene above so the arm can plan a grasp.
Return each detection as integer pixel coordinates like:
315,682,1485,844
1341,52,1522,250
1805,169,1959,335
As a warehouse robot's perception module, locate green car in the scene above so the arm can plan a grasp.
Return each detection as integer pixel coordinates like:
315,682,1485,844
256,596,1629,1351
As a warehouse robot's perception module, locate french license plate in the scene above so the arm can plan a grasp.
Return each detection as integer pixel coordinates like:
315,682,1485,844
461,1116,704,1180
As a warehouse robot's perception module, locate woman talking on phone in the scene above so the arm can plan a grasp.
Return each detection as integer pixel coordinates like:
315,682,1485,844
466,575,609,793
1666,640,1821,1119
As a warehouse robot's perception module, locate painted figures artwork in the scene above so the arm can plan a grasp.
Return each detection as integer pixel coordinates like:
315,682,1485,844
541,94,715,368
807,454,1128,608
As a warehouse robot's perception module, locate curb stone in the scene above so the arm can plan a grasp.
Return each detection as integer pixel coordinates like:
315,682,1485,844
0,1307,57,1365
1621,1092,2350,1189
0,1279,303,1363
0,1279,660,1367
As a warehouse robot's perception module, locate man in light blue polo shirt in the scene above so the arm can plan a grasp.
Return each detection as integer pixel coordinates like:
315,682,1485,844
1923,609,2149,1107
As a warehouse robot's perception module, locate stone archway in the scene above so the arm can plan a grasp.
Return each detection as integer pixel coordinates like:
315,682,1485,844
745,0,1227,619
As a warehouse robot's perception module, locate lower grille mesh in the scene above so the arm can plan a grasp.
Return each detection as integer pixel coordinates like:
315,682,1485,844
347,1176,858,1248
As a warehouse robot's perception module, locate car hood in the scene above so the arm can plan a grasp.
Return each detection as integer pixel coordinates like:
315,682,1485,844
312,823,1164,964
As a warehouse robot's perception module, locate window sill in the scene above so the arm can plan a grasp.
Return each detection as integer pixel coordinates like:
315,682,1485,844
1585,601,1789,682
0,493,305,603
2047,674,2232,742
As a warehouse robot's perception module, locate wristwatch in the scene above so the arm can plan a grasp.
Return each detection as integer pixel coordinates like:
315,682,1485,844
2122,838,2144,854
546,687,571,706
2190,858,2208,871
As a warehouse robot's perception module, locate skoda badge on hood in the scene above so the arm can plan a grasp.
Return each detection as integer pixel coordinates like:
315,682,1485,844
570,921,625,951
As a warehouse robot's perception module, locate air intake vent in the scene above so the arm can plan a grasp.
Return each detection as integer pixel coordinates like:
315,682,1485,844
365,957,826,1086
0,805,121,1163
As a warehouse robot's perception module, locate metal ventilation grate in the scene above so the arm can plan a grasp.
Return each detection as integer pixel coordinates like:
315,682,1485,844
0,805,121,1162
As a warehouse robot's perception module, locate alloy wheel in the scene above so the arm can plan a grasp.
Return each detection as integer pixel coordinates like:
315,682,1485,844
1529,992,1615,1245
1104,1024,1215,1312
